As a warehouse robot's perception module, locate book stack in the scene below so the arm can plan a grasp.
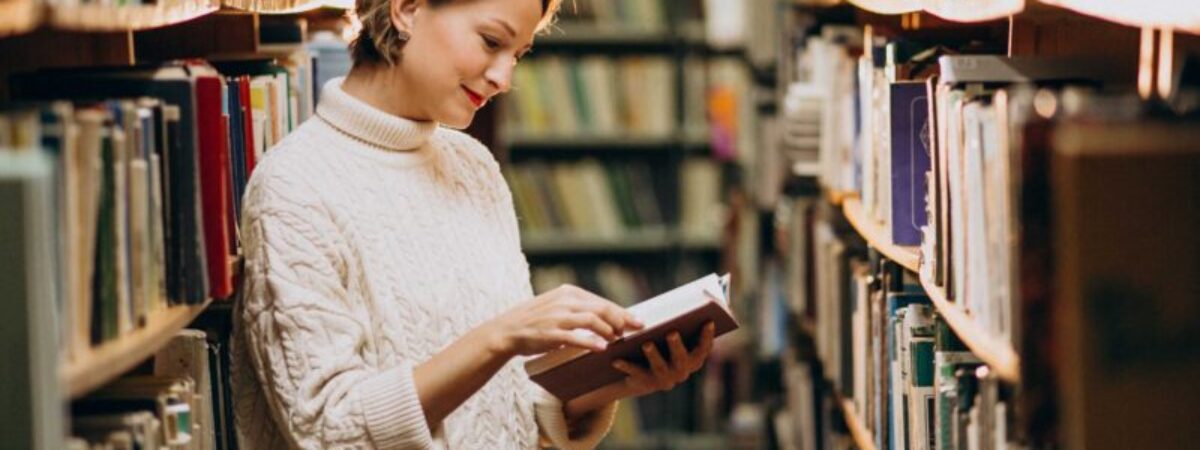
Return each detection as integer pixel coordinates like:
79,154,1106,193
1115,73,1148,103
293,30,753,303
69,329,237,449
505,56,676,139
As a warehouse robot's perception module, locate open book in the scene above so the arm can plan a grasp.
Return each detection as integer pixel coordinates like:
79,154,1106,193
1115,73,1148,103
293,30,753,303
525,273,738,401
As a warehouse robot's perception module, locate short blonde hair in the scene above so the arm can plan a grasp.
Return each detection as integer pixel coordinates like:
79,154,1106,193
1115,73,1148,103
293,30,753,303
351,0,562,67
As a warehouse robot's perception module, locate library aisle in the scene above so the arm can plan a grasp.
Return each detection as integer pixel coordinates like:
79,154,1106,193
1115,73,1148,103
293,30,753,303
2,0,1199,449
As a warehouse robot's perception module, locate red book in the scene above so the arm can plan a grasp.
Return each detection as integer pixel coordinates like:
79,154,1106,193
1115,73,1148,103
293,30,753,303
195,76,234,299
238,75,257,177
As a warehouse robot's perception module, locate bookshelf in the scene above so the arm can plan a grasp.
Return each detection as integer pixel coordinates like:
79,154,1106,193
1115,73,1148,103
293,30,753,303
63,300,213,399
840,398,878,450
919,272,1021,383
840,196,921,273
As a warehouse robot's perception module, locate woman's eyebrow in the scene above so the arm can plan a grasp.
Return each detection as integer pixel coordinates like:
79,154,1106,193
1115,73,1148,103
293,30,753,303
488,17,517,38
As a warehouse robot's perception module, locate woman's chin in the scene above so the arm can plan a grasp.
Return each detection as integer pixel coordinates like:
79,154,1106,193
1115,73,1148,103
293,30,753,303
436,108,476,130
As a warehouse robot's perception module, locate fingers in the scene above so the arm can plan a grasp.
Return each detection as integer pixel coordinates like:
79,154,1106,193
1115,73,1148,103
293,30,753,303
688,322,717,371
549,330,607,352
667,332,689,377
558,285,644,333
611,359,649,378
561,313,617,341
642,342,674,388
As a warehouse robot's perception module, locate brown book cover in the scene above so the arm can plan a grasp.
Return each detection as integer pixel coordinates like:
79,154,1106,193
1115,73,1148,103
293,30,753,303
526,274,738,401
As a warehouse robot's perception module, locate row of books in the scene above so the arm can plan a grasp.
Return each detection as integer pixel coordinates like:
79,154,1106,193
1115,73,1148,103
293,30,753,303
802,204,1020,450
504,158,722,242
1,56,311,361
789,25,1136,344
554,0,669,32
69,328,238,450
505,56,677,139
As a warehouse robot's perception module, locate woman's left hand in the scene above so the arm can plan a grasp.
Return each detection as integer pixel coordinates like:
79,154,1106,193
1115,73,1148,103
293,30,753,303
610,321,716,397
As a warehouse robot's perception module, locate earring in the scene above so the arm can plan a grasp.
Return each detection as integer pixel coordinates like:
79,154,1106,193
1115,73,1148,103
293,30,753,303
396,29,411,43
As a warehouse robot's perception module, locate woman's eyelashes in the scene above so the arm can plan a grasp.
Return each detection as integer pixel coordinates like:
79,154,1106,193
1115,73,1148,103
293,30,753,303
480,33,530,63
481,34,502,51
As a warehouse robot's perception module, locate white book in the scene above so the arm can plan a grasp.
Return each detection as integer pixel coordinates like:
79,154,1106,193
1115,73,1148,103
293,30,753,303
0,151,65,450
111,126,133,335
525,274,737,401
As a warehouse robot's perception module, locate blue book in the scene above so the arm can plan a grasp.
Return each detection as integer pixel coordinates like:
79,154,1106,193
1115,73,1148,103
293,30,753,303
890,81,931,246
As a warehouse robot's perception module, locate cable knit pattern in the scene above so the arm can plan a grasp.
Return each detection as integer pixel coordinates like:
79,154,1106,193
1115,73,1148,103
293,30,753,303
231,77,617,450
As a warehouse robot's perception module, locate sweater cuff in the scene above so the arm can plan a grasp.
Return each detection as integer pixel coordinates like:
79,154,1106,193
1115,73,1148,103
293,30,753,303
357,364,435,449
534,387,618,450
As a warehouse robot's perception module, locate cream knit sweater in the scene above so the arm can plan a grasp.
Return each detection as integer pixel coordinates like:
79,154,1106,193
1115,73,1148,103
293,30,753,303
231,78,617,450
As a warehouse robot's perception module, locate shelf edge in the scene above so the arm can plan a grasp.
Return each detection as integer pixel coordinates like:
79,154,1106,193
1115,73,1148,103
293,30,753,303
841,197,921,273
63,299,212,399
919,272,1021,383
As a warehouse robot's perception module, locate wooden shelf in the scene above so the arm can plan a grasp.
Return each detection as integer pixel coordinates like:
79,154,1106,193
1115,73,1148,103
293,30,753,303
841,197,921,273
62,300,212,399
1038,0,1200,35
824,189,855,206
222,0,332,14
918,272,1021,383
840,398,878,450
0,0,40,37
48,0,220,32
847,0,1024,23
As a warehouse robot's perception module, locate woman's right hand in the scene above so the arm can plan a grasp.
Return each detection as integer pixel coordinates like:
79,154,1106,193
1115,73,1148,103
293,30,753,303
485,285,644,358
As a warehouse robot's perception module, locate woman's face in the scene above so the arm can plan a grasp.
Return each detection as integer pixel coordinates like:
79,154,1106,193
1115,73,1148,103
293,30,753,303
398,0,541,128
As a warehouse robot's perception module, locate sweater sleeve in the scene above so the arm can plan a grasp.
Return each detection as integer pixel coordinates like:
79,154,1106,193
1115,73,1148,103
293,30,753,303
238,177,435,450
529,382,618,450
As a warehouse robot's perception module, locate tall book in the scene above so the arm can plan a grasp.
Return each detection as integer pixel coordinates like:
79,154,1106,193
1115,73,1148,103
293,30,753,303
889,81,930,246
0,151,65,450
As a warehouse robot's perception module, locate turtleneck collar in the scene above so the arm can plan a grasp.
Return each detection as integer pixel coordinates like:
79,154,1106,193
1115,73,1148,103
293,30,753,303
315,76,439,152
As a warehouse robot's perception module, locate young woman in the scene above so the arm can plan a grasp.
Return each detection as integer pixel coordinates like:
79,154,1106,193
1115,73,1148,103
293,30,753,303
230,0,716,448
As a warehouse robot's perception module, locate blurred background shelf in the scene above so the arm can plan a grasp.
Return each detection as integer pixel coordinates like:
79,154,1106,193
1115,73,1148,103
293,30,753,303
522,229,720,255
504,132,711,156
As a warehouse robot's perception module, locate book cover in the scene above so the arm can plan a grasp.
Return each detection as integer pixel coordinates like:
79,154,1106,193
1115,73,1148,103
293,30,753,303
526,274,737,401
889,81,930,246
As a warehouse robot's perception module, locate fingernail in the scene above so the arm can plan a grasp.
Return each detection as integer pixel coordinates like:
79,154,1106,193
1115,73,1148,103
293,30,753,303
612,361,624,369
671,333,681,342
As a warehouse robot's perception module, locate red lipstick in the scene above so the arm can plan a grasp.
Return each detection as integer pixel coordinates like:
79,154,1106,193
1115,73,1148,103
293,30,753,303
462,86,485,108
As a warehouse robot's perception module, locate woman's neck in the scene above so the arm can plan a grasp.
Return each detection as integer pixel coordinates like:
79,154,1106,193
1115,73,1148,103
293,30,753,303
341,64,432,122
